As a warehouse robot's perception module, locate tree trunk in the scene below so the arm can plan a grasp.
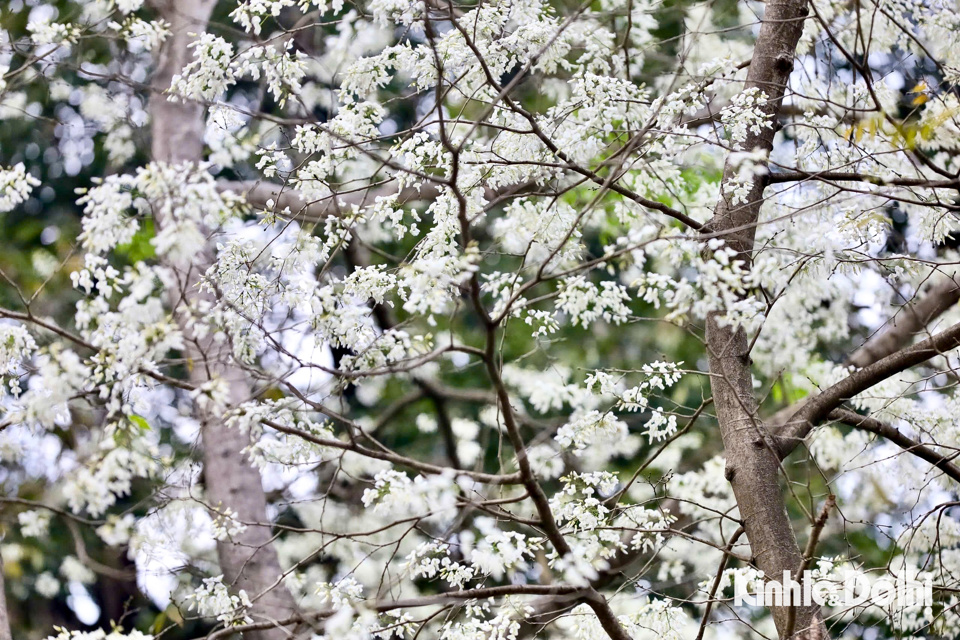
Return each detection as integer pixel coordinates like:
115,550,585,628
0,550,11,640
701,1,826,638
148,1,297,636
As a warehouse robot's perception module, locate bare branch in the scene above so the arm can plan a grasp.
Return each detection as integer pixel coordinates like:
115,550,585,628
776,320,960,458
828,408,960,484
847,275,960,368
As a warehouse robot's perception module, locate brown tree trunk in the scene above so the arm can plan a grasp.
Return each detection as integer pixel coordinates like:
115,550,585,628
0,551,11,640
148,1,297,637
701,1,826,638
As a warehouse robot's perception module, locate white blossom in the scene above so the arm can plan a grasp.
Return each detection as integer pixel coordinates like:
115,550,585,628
187,575,253,625
18,510,52,538
0,163,40,213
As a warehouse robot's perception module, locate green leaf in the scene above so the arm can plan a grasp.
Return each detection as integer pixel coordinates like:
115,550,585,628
129,414,150,432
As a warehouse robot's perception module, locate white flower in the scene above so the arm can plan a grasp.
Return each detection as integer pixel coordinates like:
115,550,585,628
556,276,631,327
405,541,477,589
556,411,628,454
528,443,565,479
35,572,61,598
18,510,52,538
116,0,146,14
552,554,599,587
110,17,170,51
0,323,37,377
27,20,81,47
0,163,40,213
316,576,364,608
719,87,772,148
230,0,296,36
187,575,253,625
76,175,138,254
96,514,136,546
191,378,232,415
60,556,96,584
642,407,678,443
234,41,307,106
44,629,153,640
416,414,438,433
492,198,582,268
361,469,458,520
211,507,248,541
469,530,540,580
170,34,236,101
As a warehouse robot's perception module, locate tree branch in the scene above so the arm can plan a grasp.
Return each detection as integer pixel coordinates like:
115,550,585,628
783,496,835,638
776,320,960,458
694,526,746,640
766,272,960,440
203,584,586,639
698,0,826,636
847,274,960,369
828,408,960,484
767,170,960,189
218,179,445,222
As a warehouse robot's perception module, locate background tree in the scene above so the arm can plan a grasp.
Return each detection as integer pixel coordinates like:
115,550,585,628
2,1,960,639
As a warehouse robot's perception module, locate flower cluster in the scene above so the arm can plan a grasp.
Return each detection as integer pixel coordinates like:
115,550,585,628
186,575,253,626
0,163,40,213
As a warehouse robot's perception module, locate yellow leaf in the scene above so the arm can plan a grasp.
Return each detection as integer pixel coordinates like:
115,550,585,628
912,93,930,106
166,604,185,627
925,105,960,131
262,387,285,401
904,126,918,148
151,612,167,634
909,81,928,94
4,560,23,580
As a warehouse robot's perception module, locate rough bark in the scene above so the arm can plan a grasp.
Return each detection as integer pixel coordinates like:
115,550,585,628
149,1,297,636
700,1,825,638
149,0,214,166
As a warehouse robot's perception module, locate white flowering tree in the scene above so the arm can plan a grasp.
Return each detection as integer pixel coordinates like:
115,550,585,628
3,0,960,638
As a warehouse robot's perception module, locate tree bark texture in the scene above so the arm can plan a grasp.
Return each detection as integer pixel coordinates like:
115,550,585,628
701,1,826,638
149,1,297,636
